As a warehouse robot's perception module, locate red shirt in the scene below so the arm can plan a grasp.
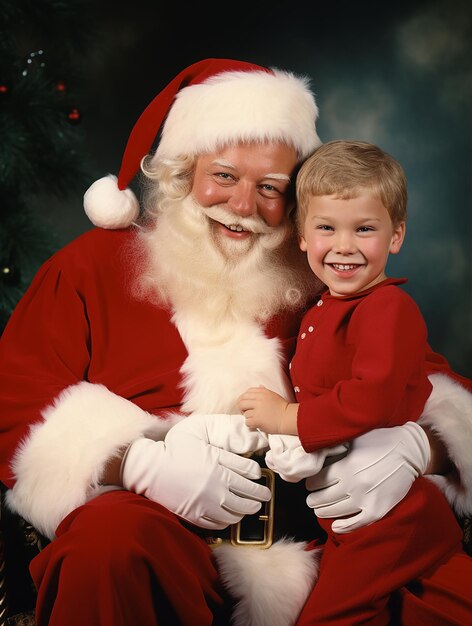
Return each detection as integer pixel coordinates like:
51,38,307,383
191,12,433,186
293,279,433,452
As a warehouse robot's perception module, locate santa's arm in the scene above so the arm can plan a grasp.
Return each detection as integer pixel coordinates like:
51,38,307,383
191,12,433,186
299,371,472,532
6,382,173,539
1,258,174,540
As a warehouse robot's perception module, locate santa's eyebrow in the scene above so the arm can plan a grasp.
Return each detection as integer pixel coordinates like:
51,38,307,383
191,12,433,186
211,159,236,169
264,173,291,182
211,160,291,183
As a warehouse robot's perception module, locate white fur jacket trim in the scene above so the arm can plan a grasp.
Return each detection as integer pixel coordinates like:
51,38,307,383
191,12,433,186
420,373,472,515
6,381,175,539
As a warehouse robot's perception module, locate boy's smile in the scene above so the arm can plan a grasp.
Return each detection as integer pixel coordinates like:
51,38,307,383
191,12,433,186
299,191,405,298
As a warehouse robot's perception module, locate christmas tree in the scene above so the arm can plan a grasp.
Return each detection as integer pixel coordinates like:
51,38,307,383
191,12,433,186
0,0,95,332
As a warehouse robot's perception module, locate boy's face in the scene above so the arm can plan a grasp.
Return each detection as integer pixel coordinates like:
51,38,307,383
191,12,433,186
299,191,405,298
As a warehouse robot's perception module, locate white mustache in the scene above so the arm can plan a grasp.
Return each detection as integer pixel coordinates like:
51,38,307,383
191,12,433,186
203,205,274,235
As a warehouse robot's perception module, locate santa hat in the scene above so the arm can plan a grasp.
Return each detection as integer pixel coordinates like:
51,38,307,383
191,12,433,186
84,58,321,229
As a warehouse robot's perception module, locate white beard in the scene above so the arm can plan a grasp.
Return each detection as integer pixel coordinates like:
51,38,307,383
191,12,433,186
134,195,321,413
136,195,317,328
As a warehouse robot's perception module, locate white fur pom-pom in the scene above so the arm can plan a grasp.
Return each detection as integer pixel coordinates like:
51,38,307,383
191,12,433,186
83,174,140,229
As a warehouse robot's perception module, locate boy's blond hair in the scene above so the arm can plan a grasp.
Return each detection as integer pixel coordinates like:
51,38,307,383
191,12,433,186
296,140,407,233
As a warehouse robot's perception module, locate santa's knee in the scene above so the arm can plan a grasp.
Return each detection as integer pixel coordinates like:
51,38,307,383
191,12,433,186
52,494,150,578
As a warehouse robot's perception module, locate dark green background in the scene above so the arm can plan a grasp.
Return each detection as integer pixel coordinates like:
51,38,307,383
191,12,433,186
40,0,472,377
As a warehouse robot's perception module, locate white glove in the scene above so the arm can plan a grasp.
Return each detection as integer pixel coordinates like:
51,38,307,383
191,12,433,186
305,422,430,533
265,434,349,483
122,435,271,530
172,413,269,455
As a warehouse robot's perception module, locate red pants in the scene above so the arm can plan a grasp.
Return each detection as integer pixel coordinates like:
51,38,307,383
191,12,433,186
31,489,472,626
297,478,469,625
30,491,232,626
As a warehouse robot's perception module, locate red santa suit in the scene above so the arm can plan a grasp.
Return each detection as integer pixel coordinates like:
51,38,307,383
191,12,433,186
1,228,472,626
290,279,469,625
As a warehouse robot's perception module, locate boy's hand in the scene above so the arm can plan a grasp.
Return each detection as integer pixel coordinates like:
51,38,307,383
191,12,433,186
238,386,298,435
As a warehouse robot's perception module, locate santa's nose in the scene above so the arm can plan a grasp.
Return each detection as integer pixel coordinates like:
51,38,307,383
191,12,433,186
227,183,256,217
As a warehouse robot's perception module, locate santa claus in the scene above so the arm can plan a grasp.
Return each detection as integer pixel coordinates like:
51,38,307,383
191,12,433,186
1,58,472,626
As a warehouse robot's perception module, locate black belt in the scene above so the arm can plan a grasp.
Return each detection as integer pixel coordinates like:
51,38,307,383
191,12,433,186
203,456,324,550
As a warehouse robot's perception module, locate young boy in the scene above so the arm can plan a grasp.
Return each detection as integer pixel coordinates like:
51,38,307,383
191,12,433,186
238,140,467,625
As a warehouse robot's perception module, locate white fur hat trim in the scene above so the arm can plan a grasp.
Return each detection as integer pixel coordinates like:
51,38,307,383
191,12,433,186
156,69,320,162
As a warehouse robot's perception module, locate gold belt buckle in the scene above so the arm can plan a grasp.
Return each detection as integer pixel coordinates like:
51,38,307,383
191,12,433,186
231,467,275,548
206,467,275,549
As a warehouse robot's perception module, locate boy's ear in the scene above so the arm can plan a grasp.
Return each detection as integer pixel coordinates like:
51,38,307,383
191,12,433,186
298,233,307,251
390,221,406,254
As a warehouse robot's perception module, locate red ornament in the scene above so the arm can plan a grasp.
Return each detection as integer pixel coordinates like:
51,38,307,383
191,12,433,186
0,84,8,94
56,80,67,92
67,107,81,124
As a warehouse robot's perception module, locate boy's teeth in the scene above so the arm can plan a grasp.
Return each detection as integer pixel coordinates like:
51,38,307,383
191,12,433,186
333,264,357,271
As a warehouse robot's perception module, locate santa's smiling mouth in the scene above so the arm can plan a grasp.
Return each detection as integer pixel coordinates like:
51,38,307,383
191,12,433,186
226,224,246,232
204,207,272,236
208,216,252,237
